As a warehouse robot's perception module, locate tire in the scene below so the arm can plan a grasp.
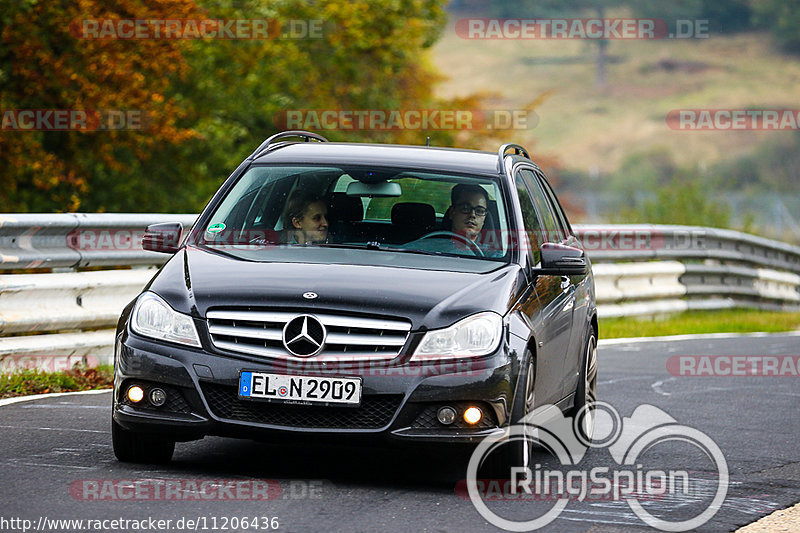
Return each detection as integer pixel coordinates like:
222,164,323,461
507,355,537,470
570,328,598,444
479,352,537,479
112,419,175,464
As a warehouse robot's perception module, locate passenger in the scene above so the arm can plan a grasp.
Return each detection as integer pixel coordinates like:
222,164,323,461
283,191,329,244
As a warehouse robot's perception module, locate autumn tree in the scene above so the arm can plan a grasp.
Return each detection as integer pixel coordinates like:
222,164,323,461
2,0,501,212
0,0,203,211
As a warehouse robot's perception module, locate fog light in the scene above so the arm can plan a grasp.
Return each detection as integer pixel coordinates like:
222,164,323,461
149,388,167,407
463,406,482,425
126,385,144,403
437,406,457,425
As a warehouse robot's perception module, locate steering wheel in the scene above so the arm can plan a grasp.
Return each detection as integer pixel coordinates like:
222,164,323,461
415,231,484,256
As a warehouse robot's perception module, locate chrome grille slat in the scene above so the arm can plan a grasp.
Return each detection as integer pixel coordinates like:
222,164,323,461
212,340,286,358
310,314,410,331
208,324,283,341
208,309,409,332
207,310,295,323
212,340,399,360
325,332,406,346
207,308,411,360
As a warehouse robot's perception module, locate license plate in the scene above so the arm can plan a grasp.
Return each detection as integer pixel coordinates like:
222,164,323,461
238,371,362,406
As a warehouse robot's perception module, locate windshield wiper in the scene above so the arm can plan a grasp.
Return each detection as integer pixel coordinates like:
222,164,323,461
314,242,383,251
314,242,456,258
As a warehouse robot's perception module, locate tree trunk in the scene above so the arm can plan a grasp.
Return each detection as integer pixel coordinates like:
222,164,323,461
595,6,608,87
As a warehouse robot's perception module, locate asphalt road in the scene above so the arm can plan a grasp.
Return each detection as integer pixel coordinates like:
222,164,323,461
1,333,799,533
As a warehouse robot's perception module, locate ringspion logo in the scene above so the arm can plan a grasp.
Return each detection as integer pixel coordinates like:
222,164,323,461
465,402,728,531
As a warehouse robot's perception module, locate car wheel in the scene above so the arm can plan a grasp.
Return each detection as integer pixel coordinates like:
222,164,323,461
112,419,175,464
570,328,597,443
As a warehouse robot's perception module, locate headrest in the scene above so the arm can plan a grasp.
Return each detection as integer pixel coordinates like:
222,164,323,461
391,202,435,230
328,194,364,222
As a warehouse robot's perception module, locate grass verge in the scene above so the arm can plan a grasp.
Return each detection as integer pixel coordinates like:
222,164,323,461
0,364,113,399
600,309,800,339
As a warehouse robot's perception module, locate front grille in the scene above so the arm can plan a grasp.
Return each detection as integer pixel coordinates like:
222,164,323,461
200,382,402,429
206,308,411,360
411,402,497,430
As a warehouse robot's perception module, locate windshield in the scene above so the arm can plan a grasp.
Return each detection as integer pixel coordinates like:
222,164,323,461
194,165,512,265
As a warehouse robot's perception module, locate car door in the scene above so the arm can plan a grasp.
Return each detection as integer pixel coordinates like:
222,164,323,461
518,168,577,403
535,170,591,398
509,168,566,405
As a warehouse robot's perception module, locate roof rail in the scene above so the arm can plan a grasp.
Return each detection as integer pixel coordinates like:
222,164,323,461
497,143,531,175
247,130,329,160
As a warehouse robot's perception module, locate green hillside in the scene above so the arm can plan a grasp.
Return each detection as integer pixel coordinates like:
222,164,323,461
433,27,800,172
432,28,799,172
431,24,800,238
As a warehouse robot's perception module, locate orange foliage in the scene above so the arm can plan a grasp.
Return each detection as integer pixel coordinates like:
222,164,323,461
0,0,202,211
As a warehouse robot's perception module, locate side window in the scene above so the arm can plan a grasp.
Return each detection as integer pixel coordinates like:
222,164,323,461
515,173,542,265
519,169,563,243
535,171,572,237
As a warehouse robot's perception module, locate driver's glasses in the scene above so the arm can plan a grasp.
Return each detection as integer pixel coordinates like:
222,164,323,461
454,203,487,217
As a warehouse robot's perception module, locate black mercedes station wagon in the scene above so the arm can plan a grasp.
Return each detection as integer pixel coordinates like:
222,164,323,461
112,131,597,469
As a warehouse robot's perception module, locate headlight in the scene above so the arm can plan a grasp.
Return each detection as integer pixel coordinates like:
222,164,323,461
411,312,503,361
131,292,201,348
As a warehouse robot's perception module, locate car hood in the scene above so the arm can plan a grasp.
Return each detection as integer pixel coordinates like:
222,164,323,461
146,246,527,330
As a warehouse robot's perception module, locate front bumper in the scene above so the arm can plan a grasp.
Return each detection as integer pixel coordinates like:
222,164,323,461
113,329,520,444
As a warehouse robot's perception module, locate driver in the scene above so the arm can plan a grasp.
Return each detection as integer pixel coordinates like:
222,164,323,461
446,184,489,245
283,191,329,244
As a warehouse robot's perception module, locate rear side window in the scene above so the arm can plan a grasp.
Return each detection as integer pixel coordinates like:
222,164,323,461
535,171,572,237
518,169,563,244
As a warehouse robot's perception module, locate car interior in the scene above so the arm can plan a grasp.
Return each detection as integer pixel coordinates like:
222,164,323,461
202,166,508,257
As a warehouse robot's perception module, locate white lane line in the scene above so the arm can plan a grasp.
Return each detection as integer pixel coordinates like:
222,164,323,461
0,461,96,470
651,377,676,396
0,424,108,434
20,404,108,409
0,388,111,407
598,376,656,385
599,330,800,346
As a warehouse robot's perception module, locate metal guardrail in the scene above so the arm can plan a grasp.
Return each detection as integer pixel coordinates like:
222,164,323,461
0,215,799,370
573,224,800,274
0,213,196,270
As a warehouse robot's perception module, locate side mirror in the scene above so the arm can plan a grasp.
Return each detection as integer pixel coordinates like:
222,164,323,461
142,222,183,254
537,242,588,276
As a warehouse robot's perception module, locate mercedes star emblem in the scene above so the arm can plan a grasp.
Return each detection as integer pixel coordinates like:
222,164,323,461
282,314,326,357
